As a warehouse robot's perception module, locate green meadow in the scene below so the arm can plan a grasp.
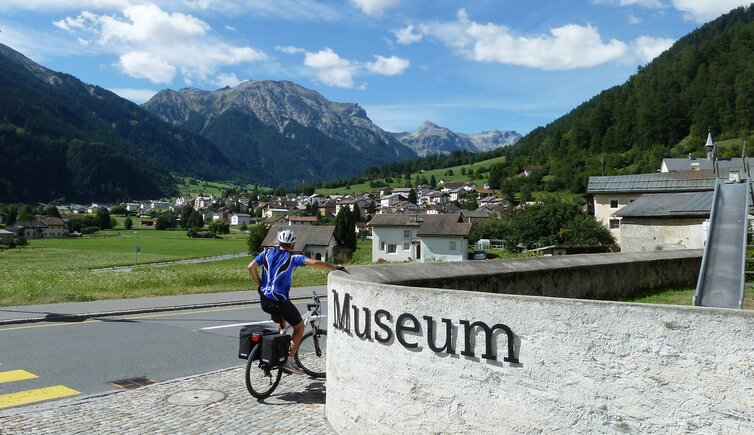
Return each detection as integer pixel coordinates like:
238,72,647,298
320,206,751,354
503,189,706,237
0,232,360,307
316,155,507,195
2,229,748,309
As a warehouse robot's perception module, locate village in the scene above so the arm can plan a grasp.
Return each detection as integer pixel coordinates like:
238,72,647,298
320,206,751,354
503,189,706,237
2,134,747,264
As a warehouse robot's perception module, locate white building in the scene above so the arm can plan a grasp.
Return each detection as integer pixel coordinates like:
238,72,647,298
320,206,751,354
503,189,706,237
230,214,251,226
380,193,407,208
367,214,471,263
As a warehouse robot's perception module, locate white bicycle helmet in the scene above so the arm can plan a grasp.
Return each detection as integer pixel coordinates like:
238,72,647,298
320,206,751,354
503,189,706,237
277,229,296,245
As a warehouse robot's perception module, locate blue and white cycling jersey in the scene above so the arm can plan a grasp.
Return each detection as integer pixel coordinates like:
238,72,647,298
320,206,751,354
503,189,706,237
255,248,307,302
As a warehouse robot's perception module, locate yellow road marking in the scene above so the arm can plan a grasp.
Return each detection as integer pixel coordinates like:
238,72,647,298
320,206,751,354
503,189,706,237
0,370,38,383
0,319,102,332
0,385,80,409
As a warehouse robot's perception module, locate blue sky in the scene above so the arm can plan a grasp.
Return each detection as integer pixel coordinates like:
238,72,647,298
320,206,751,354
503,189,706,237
0,1,750,136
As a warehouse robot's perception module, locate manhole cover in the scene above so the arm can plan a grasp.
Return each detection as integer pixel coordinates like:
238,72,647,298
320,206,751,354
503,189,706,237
166,390,226,406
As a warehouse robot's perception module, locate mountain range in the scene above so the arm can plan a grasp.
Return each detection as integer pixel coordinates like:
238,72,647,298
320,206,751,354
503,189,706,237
0,39,520,203
142,81,416,186
391,121,521,157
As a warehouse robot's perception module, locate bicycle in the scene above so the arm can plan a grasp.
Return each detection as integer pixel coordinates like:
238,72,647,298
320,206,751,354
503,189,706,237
244,291,327,399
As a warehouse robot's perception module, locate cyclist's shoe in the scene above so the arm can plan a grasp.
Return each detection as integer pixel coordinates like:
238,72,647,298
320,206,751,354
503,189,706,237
281,360,305,375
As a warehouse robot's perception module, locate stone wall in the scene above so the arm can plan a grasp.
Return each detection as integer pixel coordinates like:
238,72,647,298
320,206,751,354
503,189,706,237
326,250,754,433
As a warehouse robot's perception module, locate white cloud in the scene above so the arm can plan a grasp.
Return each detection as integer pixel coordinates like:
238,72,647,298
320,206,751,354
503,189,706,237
181,0,342,21
590,0,665,8
276,45,306,55
54,4,266,85
0,0,342,20
594,0,749,22
215,72,242,87
422,10,655,70
351,0,400,16
108,87,159,103
367,55,410,75
466,21,628,70
671,0,750,22
97,4,209,44
394,25,423,45
225,25,237,31
0,20,92,61
119,51,177,83
628,14,642,24
302,48,409,88
304,48,357,88
632,36,675,62
0,0,129,12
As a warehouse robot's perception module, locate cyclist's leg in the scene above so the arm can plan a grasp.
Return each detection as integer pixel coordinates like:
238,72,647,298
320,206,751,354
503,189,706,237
289,322,304,356
278,300,304,356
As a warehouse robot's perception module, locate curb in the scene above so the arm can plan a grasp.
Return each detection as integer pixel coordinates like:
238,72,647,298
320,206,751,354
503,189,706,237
0,294,319,326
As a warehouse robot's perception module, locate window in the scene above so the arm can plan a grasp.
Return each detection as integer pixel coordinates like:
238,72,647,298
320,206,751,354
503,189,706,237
609,219,620,229
609,200,619,209
387,244,397,253
403,230,410,238
380,241,385,251
403,242,410,250
450,241,457,250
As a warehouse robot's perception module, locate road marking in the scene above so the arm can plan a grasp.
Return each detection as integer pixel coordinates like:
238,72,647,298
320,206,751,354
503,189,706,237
0,319,102,333
122,305,256,320
0,370,38,383
200,320,275,330
0,385,80,409
200,315,328,330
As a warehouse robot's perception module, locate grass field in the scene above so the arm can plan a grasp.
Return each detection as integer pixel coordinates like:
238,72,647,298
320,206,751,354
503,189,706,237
174,176,262,197
619,287,754,309
0,233,367,307
316,156,507,195
3,231,751,310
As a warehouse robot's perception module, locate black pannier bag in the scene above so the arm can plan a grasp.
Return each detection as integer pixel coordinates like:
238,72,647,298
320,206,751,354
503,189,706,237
238,325,276,359
260,333,291,368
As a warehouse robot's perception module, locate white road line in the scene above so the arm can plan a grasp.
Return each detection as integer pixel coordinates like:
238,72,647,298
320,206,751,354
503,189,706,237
200,315,328,331
200,320,275,330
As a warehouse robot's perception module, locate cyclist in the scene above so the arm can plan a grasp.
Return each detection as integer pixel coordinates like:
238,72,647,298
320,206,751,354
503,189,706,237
247,228,346,374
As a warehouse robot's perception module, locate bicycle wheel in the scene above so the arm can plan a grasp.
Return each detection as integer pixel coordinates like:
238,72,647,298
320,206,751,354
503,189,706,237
245,344,282,399
295,330,327,378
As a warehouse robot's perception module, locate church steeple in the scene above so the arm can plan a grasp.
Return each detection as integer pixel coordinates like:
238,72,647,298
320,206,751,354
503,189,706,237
705,130,715,161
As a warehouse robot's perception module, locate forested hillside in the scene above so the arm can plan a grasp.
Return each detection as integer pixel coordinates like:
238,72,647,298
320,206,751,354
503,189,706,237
488,5,754,194
0,44,240,203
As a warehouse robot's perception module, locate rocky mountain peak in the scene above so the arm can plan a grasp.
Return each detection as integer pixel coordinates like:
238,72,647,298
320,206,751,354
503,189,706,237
392,121,521,156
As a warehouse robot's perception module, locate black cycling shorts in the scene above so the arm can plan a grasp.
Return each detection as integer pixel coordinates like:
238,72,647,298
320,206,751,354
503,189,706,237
259,291,302,326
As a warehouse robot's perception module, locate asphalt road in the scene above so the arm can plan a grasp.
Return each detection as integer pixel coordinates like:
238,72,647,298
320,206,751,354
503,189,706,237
0,294,328,409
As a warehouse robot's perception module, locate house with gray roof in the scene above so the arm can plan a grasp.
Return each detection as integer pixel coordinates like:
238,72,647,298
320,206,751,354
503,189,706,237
587,132,752,249
661,132,751,181
587,170,717,246
0,229,13,245
367,213,471,263
261,225,337,261
613,191,714,252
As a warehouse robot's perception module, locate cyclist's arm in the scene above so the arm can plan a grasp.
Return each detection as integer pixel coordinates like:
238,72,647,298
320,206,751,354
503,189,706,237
247,260,262,287
304,258,346,272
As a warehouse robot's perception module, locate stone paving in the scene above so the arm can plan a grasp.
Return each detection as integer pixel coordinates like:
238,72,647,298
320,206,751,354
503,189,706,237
0,366,334,434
